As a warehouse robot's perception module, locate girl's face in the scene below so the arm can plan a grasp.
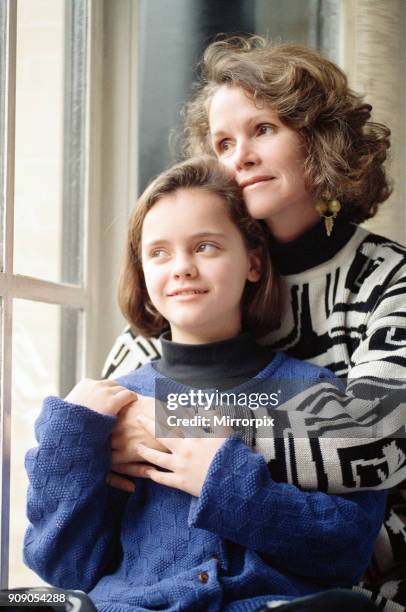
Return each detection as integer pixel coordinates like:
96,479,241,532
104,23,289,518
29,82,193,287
209,86,319,242
141,188,260,345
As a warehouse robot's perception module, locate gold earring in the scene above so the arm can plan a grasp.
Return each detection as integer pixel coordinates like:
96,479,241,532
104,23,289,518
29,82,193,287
315,196,341,237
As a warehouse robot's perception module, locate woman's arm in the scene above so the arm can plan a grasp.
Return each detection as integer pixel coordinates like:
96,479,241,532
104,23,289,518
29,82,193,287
24,394,131,591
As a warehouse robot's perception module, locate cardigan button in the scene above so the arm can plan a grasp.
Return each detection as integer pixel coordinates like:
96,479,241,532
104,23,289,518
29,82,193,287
198,571,209,583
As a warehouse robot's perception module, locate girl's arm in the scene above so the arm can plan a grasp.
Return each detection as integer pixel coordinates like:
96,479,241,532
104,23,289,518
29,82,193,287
191,436,386,585
126,419,386,586
24,382,135,591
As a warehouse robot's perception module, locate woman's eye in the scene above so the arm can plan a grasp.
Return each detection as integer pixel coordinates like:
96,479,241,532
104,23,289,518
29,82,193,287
257,124,274,136
196,243,217,253
218,139,233,154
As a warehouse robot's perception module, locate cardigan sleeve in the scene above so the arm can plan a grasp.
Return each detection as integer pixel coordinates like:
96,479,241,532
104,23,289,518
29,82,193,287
24,396,130,591
265,265,406,494
188,435,386,586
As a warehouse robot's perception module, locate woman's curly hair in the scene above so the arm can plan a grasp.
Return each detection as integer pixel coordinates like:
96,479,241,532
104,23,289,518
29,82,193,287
182,36,392,223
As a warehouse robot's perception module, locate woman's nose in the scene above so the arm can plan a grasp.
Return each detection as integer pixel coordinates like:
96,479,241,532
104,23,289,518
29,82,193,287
233,140,259,171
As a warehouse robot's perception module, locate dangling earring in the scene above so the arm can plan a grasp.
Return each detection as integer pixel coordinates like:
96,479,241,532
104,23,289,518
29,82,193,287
315,194,341,237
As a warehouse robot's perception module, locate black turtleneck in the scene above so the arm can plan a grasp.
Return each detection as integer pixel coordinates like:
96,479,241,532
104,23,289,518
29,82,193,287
152,332,274,390
270,218,356,275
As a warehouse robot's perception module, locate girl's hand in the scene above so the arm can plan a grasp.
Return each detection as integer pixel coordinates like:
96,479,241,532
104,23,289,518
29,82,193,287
65,379,137,416
113,414,228,497
111,396,168,463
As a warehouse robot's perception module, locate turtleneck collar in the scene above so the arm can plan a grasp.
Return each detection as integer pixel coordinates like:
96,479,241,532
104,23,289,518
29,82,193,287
153,332,274,389
269,218,356,275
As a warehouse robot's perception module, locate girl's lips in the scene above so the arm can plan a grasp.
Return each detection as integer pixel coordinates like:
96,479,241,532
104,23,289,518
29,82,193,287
168,289,209,297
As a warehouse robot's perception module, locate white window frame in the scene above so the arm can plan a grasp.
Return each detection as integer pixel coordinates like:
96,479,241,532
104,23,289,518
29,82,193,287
0,0,117,587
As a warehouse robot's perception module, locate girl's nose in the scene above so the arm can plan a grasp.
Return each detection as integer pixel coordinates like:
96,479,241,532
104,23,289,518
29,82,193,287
172,256,198,279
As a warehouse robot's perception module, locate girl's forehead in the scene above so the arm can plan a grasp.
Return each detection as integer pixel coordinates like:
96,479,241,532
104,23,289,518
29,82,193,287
141,188,236,243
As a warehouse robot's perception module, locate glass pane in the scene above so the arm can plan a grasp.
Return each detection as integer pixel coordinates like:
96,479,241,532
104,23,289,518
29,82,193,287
13,0,87,285
13,0,65,283
0,3,7,272
255,0,320,47
9,299,81,588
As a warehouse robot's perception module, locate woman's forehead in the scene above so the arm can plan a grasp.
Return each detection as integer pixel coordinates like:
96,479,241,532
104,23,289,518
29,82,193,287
209,85,278,135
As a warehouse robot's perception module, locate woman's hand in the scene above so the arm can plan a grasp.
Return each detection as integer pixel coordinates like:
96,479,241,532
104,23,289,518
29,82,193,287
109,395,170,493
113,414,228,497
64,379,137,416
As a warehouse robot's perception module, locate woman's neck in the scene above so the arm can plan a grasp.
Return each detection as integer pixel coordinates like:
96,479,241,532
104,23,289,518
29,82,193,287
270,217,356,274
266,203,320,243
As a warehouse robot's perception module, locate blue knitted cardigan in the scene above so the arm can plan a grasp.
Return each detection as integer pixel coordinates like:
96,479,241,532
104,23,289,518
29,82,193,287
24,352,385,612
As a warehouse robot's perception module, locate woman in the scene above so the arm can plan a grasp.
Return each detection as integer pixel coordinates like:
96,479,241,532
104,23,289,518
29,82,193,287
105,38,406,611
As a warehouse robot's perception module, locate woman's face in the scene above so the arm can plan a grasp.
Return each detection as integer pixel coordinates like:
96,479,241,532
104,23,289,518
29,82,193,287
209,85,319,242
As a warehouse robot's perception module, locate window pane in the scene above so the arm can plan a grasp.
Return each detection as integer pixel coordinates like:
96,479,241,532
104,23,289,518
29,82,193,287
13,0,65,283
13,0,88,285
9,299,81,588
0,2,7,272
255,0,320,46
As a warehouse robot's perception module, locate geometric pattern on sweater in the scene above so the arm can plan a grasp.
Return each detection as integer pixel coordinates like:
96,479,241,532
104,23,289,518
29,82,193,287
263,227,406,611
101,226,406,611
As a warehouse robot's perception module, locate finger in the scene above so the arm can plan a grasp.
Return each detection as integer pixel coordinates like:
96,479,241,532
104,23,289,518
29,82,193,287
106,471,135,493
111,447,142,464
119,401,139,418
127,463,177,488
112,462,147,477
111,430,136,445
135,415,179,449
136,443,174,470
95,379,123,387
112,389,139,410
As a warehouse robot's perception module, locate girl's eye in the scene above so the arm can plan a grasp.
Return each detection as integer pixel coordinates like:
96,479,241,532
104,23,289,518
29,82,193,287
150,248,168,258
196,243,217,253
257,124,274,136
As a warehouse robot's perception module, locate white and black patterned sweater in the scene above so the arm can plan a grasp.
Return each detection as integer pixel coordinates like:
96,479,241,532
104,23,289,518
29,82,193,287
103,220,406,611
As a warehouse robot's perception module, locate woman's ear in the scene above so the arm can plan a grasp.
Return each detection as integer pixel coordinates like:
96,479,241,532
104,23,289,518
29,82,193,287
247,247,262,282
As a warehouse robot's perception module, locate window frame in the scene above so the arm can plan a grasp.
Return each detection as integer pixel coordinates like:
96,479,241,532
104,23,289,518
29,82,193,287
0,0,96,587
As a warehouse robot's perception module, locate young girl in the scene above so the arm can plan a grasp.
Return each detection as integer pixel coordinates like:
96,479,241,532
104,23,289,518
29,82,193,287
24,157,385,612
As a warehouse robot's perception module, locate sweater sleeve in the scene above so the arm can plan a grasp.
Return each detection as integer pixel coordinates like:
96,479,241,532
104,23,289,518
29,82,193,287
24,396,130,591
265,289,406,494
189,435,386,586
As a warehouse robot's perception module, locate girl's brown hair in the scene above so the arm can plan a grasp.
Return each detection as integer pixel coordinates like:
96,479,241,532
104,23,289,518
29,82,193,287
119,156,279,338
182,36,392,223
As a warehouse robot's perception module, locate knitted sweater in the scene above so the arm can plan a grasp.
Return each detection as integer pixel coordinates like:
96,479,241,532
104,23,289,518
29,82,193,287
101,221,406,610
25,347,385,612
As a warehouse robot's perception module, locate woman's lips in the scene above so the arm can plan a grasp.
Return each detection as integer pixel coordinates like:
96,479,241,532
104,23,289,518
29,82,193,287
241,177,275,190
